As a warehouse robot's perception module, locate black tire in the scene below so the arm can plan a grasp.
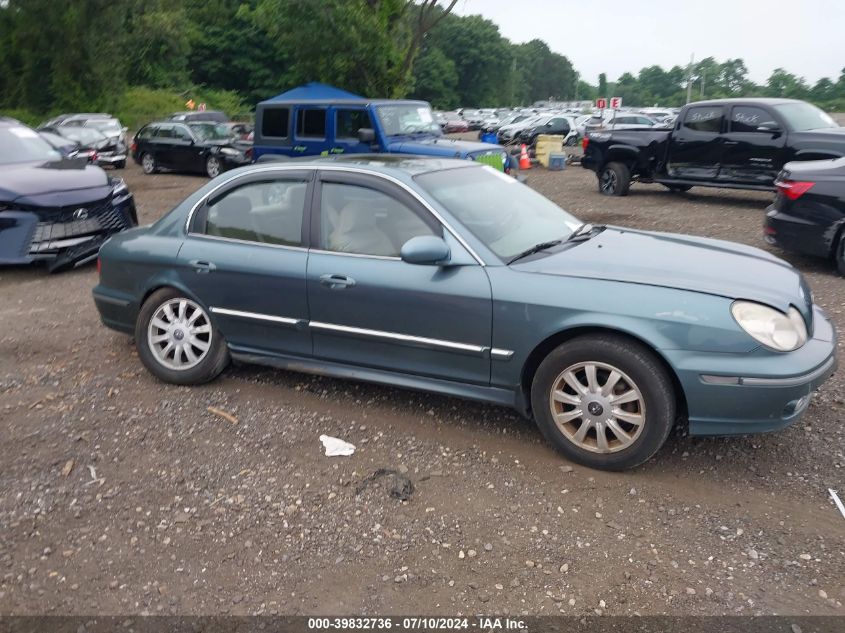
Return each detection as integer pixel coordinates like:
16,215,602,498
140,152,157,175
598,162,631,196
115,160,126,169
565,135,579,146
135,288,229,385
530,334,676,471
206,155,222,179
664,184,691,193
837,237,845,276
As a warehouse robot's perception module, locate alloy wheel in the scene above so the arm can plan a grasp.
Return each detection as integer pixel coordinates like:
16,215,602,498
206,156,220,178
142,154,155,174
548,361,646,454
147,298,212,371
600,169,618,194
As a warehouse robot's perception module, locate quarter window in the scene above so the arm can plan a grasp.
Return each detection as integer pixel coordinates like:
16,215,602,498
296,108,327,139
262,107,289,138
319,182,437,257
683,107,723,133
730,106,777,133
204,180,308,247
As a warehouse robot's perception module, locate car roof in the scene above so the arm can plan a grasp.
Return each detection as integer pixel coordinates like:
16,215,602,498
686,98,808,108
256,154,479,177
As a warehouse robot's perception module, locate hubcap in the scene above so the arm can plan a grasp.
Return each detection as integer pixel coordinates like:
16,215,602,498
549,361,646,454
147,298,212,371
142,155,154,173
600,169,617,193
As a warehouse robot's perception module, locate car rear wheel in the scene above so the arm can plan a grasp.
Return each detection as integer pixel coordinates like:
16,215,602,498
598,162,631,196
530,334,676,470
565,135,579,146
136,288,229,385
140,153,157,175
837,237,845,276
206,155,221,179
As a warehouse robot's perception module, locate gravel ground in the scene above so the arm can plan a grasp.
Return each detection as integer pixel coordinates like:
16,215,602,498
0,155,843,617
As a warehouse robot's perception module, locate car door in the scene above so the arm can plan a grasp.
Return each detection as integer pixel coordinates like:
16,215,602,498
171,124,201,172
306,170,493,385
666,105,725,180
292,106,330,156
719,105,787,185
178,170,314,357
151,124,179,168
330,107,375,155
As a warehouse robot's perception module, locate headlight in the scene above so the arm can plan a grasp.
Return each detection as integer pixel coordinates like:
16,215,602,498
220,147,240,156
111,177,129,197
730,301,808,352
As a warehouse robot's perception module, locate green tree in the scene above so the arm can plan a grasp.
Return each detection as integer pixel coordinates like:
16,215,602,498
408,45,459,108
597,73,608,99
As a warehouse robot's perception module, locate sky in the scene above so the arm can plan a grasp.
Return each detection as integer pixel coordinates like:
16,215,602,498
451,0,845,86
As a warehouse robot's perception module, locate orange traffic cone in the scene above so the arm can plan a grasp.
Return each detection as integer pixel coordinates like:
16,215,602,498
518,144,531,170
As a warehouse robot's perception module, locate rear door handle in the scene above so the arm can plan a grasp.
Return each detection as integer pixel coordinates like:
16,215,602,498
319,273,356,289
189,259,216,274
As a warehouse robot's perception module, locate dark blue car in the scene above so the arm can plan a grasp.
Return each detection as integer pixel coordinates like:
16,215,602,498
0,117,137,272
92,156,836,470
252,82,511,171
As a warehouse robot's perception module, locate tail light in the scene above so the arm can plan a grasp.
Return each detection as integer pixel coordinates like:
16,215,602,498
130,142,137,154
245,147,254,161
96,257,101,276
90,151,98,163
582,136,589,151
775,179,814,200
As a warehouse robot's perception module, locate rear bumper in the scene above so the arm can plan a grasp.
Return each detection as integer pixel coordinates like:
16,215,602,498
665,305,838,435
92,285,137,334
764,203,836,259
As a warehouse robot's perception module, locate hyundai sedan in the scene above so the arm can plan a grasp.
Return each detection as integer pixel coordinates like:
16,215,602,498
92,156,837,470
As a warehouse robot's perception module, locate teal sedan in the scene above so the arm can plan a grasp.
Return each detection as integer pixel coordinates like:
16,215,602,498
92,156,837,470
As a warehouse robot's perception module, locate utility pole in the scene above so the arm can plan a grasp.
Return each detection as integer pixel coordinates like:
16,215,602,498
700,70,705,99
686,53,695,104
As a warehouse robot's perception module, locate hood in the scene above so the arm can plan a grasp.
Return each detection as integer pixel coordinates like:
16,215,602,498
0,160,111,204
515,227,812,319
386,137,504,158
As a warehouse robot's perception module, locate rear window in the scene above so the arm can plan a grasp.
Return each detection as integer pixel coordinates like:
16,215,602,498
296,108,326,139
683,106,723,133
262,108,290,138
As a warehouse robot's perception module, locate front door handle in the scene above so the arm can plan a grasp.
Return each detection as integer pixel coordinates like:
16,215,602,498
723,140,740,145
319,273,356,289
189,259,217,274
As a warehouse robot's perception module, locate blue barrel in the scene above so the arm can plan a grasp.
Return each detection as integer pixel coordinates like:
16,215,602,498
548,153,567,171
480,132,497,144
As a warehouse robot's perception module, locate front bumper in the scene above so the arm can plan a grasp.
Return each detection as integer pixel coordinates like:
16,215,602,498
665,304,838,435
96,152,127,166
0,195,137,272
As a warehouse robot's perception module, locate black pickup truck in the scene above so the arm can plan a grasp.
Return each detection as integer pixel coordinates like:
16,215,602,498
581,98,845,196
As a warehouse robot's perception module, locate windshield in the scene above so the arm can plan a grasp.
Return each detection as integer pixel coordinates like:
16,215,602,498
416,166,581,261
58,127,106,144
86,119,122,135
0,126,61,164
376,104,442,136
775,102,838,131
188,122,232,140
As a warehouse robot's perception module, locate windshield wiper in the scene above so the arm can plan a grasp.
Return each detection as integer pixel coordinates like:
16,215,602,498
506,224,604,265
507,239,564,265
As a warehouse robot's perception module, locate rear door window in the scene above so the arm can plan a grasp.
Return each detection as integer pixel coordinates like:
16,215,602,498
296,109,327,139
154,125,174,139
683,107,723,133
729,106,778,133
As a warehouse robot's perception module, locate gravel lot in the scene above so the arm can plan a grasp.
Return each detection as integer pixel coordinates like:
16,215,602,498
0,155,843,617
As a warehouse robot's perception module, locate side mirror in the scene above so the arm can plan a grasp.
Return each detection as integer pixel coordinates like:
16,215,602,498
358,128,376,143
400,235,450,266
757,123,782,134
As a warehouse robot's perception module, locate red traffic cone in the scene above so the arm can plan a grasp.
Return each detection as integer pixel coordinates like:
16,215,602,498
519,144,531,170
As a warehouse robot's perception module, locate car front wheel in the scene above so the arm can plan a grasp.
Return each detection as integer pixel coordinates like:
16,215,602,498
206,155,221,179
531,334,676,470
135,288,229,385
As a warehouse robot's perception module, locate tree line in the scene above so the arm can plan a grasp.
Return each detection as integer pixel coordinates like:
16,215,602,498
0,0,841,127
